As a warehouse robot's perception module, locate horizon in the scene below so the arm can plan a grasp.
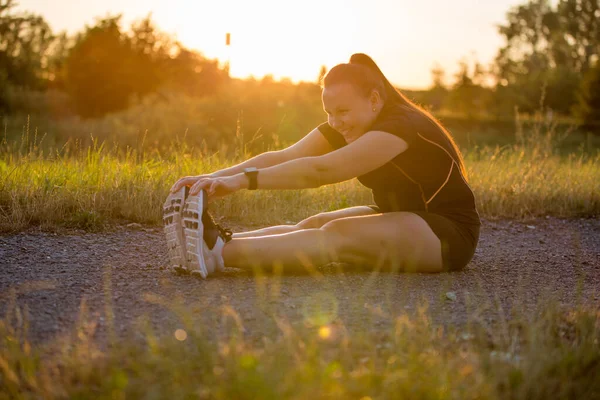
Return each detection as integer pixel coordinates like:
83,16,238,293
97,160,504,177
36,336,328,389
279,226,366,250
16,0,526,90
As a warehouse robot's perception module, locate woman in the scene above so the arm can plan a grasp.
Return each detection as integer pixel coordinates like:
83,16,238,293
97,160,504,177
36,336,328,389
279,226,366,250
165,53,480,278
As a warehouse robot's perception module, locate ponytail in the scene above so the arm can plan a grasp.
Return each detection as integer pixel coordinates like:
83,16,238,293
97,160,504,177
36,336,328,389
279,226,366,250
349,53,408,107
348,53,469,180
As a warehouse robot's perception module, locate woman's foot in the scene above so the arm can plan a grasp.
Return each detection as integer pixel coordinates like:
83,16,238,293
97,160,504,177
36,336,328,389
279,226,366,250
163,186,189,273
165,188,232,279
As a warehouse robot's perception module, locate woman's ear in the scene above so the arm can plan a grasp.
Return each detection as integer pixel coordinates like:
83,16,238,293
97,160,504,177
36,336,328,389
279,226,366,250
370,90,382,110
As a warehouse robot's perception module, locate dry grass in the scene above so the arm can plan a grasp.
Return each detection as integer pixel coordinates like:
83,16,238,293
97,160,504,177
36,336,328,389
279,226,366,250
0,128,598,232
0,280,598,399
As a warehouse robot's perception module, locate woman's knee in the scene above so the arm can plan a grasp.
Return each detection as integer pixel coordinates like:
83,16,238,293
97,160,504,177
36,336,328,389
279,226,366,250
296,213,329,230
319,213,442,271
319,218,348,234
319,219,362,255
296,207,376,230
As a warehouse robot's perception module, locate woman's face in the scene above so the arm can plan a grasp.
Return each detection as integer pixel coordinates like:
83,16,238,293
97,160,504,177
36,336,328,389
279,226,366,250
322,83,382,143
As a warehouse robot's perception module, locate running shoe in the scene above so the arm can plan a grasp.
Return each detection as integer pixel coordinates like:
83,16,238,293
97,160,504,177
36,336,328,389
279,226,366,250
163,186,189,273
202,210,233,272
183,190,213,279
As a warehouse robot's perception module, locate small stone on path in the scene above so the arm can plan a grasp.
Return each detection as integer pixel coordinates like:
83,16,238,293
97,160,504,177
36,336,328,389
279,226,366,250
446,292,457,301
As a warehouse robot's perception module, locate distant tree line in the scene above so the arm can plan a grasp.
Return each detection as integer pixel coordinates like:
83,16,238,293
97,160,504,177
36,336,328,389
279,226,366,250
1,0,599,133
0,0,228,117
417,0,600,133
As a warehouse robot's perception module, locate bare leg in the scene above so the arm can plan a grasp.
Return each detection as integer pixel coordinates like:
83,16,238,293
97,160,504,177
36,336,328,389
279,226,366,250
224,228,340,273
232,224,298,239
232,206,377,239
221,212,444,274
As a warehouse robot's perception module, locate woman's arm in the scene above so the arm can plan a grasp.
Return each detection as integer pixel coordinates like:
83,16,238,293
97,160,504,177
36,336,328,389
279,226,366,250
170,151,284,192
244,131,408,190
209,151,286,177
198,130,408,197
172,127,333,193
212,126,334,177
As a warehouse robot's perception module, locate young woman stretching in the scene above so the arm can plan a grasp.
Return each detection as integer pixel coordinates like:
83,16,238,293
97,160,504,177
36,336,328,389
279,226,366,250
164,53,480,278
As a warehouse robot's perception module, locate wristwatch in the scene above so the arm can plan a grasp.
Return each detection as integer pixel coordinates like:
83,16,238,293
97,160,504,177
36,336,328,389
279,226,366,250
243,167,259,190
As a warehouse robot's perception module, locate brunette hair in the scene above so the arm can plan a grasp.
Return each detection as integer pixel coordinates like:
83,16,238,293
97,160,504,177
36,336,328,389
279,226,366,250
322,53,468,179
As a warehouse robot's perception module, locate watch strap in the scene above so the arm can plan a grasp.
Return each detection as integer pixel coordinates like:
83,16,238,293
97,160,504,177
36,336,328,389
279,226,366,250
244,168,258,190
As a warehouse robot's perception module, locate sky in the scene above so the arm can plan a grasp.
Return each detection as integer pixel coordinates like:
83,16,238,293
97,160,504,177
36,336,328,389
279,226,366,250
15,0,525,89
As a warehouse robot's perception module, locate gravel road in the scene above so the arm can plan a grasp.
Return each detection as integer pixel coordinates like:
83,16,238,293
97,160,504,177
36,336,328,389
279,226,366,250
1,217,598,349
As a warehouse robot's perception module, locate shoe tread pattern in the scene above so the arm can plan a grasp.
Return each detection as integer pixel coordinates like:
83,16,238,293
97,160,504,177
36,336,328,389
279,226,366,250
183,191,211,279
163,187,188,273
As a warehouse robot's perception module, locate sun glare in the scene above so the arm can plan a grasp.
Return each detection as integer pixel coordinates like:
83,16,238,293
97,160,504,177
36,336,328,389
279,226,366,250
15,0,518,88
171,0,363,83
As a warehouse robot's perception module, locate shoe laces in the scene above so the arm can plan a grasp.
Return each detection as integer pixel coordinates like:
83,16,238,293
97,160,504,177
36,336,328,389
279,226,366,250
216,224,233,242
202,210,233,242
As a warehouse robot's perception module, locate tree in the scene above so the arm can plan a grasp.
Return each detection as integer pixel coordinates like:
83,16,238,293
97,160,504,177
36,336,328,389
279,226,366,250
164,48,229,97
44,31,71,89
127,15,176,95
0,0,54,88
63,16,137,117
492,0,600,116
574,64,600,133
445,58,492,117
555,0,600,75
425,63,448,111
62,14,229,117
0,0,55,110
494,0,557,113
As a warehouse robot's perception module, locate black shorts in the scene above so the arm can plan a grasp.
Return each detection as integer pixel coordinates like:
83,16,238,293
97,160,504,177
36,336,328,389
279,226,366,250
367,205,480,272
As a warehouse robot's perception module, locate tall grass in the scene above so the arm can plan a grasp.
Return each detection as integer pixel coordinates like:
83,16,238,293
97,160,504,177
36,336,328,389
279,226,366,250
1,120,598,231
466,147,598,218
0,279,598,399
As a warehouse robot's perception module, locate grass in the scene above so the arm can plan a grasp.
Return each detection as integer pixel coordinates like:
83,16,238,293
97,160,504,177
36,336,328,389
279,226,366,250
0,118,599,398
0,123,598,232
0,278,598,399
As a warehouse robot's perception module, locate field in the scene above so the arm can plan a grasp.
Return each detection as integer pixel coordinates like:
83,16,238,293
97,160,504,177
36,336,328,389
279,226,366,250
0,114,599,399
1,115,598,232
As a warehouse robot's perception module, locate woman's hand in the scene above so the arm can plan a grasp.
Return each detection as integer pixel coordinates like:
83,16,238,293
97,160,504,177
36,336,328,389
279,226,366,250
189,174,245,200
170,175,213,193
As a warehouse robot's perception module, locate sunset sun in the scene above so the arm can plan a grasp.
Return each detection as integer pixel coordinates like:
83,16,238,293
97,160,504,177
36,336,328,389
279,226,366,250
161,0,363,83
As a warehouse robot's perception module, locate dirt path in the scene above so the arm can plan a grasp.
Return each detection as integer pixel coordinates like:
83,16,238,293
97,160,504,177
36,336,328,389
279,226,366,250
1,217,598,349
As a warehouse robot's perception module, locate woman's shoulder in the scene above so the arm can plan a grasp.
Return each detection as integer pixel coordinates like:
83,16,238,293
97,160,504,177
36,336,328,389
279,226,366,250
370,103,425,144
377,103,438,131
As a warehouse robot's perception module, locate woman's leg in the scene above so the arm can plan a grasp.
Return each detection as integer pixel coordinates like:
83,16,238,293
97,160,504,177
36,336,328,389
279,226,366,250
232,206,378,239
222,211,443,273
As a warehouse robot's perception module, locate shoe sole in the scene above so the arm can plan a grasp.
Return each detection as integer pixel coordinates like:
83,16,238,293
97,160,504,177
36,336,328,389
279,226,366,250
183,190,210,279
163,186,189,274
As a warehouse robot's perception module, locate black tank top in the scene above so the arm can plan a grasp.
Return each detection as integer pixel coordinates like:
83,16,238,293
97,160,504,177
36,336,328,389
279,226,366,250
318,103,480,226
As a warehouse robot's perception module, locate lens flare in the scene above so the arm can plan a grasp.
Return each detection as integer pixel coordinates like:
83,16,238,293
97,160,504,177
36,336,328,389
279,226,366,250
174,329,187,341
301,291,339,326
319,325,332,339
